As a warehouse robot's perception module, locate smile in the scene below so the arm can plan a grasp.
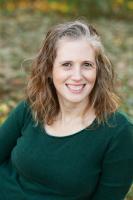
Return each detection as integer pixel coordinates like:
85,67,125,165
66,84,86,94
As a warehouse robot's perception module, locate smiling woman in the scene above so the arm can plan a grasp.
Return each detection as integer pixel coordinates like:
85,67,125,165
0,19,133,200
52,38,97,105
26,20,120,127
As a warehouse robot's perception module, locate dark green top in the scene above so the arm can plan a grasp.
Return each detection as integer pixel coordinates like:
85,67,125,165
0,101,133,200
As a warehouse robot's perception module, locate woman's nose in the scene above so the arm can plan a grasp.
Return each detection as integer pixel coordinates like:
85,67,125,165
71,66,83,81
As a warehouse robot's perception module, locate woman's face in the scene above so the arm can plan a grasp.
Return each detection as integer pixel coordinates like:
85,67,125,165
52,38,97,106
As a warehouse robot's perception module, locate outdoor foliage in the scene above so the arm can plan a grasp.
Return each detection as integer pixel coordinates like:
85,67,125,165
0,0,133,19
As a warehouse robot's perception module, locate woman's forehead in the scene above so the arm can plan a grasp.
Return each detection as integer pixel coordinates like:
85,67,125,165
55,38,96,60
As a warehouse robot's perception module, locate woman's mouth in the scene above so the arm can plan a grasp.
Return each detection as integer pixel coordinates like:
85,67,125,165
66,84,86,94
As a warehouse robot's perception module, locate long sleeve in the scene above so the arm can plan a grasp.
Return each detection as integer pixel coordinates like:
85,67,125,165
91,123,133,200
0,101,28,164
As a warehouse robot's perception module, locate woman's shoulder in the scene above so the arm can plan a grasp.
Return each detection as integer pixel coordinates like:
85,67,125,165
10,100,32,124
107,110,132,126
12,100,30,115
105,110,133,138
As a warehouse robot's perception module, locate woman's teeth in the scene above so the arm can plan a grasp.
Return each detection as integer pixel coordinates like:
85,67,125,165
66,84,85,93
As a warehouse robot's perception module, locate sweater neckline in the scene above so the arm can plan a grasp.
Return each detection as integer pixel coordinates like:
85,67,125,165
42,118,98,139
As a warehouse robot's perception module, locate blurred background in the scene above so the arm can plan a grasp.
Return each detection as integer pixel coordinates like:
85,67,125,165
0,0,133,198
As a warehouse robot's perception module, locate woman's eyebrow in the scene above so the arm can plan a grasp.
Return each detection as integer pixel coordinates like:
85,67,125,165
59,60,72,63
83,60,95,65
59,60,95,64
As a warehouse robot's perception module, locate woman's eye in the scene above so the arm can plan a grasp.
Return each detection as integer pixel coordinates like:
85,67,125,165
62,63,71,70
62,63,71,67
84,63,93,68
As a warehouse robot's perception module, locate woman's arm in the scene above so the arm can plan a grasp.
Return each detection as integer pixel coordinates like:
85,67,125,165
91,124,133,200
0,101,28,164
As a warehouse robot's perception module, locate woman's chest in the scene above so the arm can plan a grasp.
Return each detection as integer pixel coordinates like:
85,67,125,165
10,123,106,196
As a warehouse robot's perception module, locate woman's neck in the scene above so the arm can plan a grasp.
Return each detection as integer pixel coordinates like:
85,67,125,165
57,100,95,126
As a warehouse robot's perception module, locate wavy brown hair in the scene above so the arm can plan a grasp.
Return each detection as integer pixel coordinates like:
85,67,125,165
26,20,120,126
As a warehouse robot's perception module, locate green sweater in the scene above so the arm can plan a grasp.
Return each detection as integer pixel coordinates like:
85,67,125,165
0,101,133,200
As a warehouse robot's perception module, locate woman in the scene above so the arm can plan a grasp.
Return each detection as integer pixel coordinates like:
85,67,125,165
0,20,133,200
